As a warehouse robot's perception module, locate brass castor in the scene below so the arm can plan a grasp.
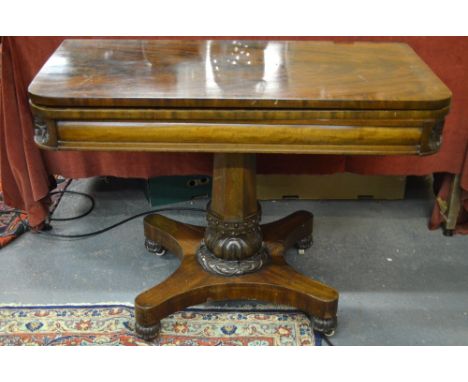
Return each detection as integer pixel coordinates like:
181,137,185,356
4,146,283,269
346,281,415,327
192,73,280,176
134,321,161,341
310,315,337,337
295,234,313,255
145,238,167,256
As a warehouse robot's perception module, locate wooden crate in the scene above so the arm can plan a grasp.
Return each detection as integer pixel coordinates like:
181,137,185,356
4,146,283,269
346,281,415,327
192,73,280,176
257,173,406,200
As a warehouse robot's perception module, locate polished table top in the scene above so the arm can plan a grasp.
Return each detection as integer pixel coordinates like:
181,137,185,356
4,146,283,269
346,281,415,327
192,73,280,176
29,39,451,110
28,39,451,156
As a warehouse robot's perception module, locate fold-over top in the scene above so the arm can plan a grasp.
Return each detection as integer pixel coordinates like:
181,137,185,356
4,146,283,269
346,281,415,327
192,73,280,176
28,39,452,111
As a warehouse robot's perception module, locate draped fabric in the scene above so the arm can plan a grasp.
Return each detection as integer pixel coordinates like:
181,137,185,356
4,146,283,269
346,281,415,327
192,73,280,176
1,36,467,230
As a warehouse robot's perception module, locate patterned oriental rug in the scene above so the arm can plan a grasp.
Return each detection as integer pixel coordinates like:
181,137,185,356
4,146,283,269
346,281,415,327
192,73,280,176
0,177,70,248
0,304,319,346
0,201,27,248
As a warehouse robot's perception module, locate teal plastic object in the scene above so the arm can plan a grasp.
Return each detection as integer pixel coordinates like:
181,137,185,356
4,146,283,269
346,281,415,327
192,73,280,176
145,175,212,207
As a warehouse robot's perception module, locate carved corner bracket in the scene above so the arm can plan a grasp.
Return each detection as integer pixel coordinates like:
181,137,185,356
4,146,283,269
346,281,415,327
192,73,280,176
428,120,444,152
33,115,50,145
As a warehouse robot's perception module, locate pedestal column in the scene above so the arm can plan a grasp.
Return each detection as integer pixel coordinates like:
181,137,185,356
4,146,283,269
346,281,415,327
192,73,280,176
197,153,270,276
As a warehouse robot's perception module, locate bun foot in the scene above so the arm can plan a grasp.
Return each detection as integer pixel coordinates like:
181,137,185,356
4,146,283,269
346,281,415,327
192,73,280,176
310,315,337,336
295,234,313,254
134,321,161,341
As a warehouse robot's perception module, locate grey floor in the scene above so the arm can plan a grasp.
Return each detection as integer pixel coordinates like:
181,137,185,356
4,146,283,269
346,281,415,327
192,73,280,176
1,176,467,345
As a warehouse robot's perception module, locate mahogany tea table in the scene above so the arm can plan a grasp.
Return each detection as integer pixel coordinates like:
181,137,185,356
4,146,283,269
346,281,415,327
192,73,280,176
28,39,451,340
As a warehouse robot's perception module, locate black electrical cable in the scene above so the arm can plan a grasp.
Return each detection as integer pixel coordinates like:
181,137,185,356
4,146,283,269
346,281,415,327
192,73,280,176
48,190,95,221
321,333,334,346
313,331,335,346
35,206,206,239
28,189,206,239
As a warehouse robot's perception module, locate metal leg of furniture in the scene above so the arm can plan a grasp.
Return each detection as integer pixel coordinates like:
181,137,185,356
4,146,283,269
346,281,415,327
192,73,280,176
443,174,462,236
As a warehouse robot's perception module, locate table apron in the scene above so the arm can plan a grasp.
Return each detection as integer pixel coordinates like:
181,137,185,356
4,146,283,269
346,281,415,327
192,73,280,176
32,119,444,156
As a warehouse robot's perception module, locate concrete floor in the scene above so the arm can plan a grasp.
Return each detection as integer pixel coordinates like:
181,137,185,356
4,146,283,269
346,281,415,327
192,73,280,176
1,176,467,345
